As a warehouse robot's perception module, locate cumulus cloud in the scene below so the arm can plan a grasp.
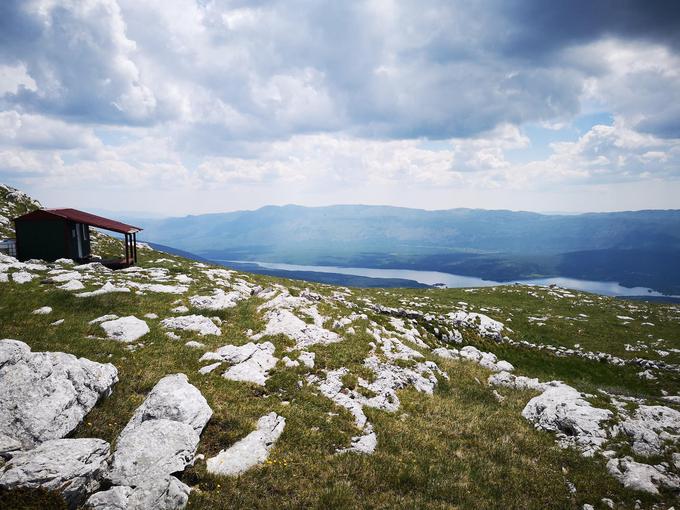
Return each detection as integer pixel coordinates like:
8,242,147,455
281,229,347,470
0,0,678,212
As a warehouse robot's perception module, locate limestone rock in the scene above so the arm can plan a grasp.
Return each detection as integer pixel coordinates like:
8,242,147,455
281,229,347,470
207,412,285,476
12,271,35,284
521,383,612,456
0,339,118,448
88,374,210,508
100,316,150,343
458,345,514,372
86,476,190,510
120,373,213,437
0,434,21,457
607,456,680,494
161,315,221,336
0,438,110,509
108,420,199,487
619,405,680,456
59,279,85,291
76,281,131,298
254,308,340,350
200,342,278,385
189,289,247,310
488,371,549,392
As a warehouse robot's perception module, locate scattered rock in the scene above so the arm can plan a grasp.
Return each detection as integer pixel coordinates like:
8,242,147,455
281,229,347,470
434,345,514,372
488,371,548,391
100,316,150,343
607,456,680,495
0,434,21,458
0,438,110,509
206,413,285,476
619,405,680,456
88,374,211,509
184,341,205,349
32,306,52,315
12,271,35,284
76,281,131,298
199,362,222,375
89,314,119,325
59,279,86,291
200,342,278,385
298,351,315,368
108,420,199,487
161,315,221,336
0,339,118,448
446,310,504,338
86,476,190,510
339,425,378,455
119,373,213,436
521,383,612,456
189,289,247,311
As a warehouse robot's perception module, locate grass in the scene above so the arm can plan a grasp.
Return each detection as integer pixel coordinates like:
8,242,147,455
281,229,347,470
1,247,679,509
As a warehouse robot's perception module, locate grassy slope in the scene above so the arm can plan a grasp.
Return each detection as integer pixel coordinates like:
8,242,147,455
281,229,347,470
0,247,679,510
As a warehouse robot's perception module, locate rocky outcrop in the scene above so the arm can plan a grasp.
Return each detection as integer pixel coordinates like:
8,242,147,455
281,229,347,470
87,373,212,510
0,438,110,509
0,339,118,449
206,413,285,476
619,405,680,456
488,371,548,391
108,420,200,487
189,289,248,310
253,308,340,350
87,476,190,510
607,457,680,495
200,342,278,385
521,384,612,456
434,345,514,372
161,315,221,336
119,373,213,436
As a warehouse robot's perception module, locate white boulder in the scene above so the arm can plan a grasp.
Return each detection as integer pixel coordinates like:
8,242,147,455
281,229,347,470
607,456,680,494
100,316,150,343
200,342,278,385
86,476,190,510
108,420,199,487
161,315,221,336
189,289,246,311
0,438,110,508
522,383,612,456
0,339,118,448
254,308,340,350
207,413,285,476
619,405,680,456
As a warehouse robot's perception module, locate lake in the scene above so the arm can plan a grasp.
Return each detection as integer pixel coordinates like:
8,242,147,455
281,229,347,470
223,260,677,298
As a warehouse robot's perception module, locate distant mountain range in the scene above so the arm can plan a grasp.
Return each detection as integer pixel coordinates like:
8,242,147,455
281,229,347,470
133,205,680,294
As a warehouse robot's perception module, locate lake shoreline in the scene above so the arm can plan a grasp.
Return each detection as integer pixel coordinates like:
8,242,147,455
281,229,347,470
213,259,680,302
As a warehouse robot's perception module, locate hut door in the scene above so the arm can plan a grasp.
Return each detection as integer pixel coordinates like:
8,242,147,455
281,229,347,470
75,223,83,258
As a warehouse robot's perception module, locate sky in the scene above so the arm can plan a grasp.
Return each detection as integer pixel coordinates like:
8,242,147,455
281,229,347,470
1,0,680,216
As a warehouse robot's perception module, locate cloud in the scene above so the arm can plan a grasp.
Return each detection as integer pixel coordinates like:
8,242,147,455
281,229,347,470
0,111,99,150
1,0,164,124
0,0,679,213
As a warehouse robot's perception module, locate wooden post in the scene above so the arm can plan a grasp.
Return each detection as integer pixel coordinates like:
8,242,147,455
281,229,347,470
124,233,129,264
133,232,137,264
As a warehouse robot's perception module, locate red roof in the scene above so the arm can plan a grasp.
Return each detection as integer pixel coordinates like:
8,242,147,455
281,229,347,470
16,208,142,234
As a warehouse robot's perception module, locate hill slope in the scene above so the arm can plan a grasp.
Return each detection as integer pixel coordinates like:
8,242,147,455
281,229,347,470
134,204,680,294
1,188,680,509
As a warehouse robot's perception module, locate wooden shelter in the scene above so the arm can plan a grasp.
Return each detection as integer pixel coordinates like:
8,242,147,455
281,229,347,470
13,208,142,267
